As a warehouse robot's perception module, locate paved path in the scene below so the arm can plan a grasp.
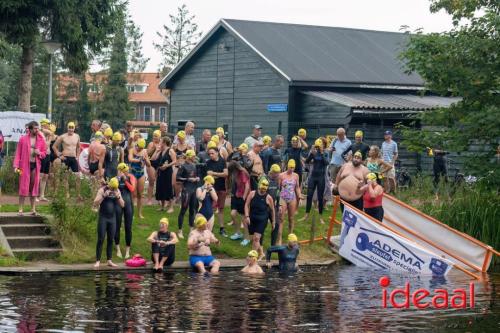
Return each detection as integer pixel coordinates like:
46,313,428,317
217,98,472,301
0,258,336,275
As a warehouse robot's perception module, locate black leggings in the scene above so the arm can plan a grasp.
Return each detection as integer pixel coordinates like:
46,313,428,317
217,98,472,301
96,216,116,261
115,194,134,246
306,176,326,214
178,190,198,229
270,209,281,246
433,159,447,189
365,206,384,222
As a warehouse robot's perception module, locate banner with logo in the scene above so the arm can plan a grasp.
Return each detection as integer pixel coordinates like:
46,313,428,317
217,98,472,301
339,206,454,276
0,111,46,142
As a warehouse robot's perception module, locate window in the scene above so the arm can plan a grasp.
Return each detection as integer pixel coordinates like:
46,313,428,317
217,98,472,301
88,83,100,93
135,84,147,93
126,84,135,92
159,107,166,122
144,106,151,121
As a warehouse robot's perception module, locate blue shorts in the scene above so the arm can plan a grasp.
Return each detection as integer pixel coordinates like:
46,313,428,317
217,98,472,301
189,255,215,267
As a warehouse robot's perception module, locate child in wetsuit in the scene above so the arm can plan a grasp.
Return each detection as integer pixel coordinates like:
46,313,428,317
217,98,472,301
266,233,300,271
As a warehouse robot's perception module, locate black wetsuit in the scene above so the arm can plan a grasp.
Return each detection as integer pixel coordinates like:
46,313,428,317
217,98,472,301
177,162,198,229
115,175,134,247
96,189,119,261
266,245,300,271
151,230,176,266
104,146,122,180
342,141,370,161
249,191,270,244
266,176,281,246
305,151,329,215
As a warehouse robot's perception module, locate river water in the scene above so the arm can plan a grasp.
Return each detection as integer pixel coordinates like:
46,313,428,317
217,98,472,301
0,265,498,332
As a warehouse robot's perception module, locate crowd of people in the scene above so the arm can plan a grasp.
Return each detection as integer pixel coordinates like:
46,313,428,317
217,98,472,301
12,118,400,272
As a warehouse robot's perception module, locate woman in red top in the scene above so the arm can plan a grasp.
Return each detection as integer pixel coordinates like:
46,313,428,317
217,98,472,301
361,172,384,221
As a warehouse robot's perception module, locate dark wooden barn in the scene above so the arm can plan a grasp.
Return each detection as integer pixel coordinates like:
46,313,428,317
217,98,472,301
159,19,459,171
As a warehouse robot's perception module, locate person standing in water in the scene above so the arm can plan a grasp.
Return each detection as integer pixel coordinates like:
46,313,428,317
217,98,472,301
147,217,178,272
115,163,136,259
266,233,300,271
245,178,275,260
128,138,151,219
241,250,264,274
93,177,124,268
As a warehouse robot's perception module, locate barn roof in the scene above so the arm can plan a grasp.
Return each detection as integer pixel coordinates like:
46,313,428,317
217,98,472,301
160,19,424,89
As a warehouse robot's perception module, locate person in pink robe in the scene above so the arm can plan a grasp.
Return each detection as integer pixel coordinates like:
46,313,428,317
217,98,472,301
13,121,47,215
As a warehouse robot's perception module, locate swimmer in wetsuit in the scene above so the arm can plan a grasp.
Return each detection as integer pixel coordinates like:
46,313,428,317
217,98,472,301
115,163,136,259
176,149,199,239
266,233,300,271
196,175,218,231
99,132,124,180
245,177,275,260
93,177,125,268
147,217,178,272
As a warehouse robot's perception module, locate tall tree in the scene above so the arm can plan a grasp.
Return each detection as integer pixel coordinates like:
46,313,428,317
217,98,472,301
0,0,118,111
399,0,499,181
154,4,202,74
126,17,149,73
98,8,132,129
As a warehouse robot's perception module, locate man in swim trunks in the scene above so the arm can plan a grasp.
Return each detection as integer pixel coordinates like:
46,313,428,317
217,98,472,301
247,141,264,190
53,121,81,195
88,131,106,176
188,215,221,273
335,151,370,211
266,233,300,271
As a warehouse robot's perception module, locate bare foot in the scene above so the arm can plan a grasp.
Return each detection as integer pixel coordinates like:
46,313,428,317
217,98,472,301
139,214,145,219
107,260,118,267
31,211,38,216
226,220,234,226
167,207,174,214
147,200,153,206
298,214,309,222
94,261,100,268
124,251,130,259
157,207,164,212
116,247,123,258
18,211,24,216
320,218,325,225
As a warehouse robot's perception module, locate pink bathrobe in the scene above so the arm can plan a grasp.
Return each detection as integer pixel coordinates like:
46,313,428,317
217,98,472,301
13,132,47,196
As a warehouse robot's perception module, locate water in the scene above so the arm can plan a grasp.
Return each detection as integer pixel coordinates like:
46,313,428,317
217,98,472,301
0,266,498,332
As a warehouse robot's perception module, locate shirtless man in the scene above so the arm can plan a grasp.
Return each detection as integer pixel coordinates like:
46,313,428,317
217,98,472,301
88,131,106,176
335,151,369,211
38,119,55,201
247,141,264,190
53,122,81,195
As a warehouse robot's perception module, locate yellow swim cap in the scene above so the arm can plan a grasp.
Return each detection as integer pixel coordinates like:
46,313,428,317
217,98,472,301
177,130,186,139
270,164,281,173
153,130,161,138
40,118,50,125
207,140,217,149
238,143,248,152
258,178,269,189
49,124,57,133
314,138,323,147
204,175,215,185
353,151,363,158
263,135,272,145
288,159,296,169
367,173,377,182
117,162,129,172
137,138,146,149
355,130,364,138
298,128,306,136
216,127,224,134
104,128,113,138
67,122,75,128
185,149,195,158
159,217,169,226
112,131,122,142
247,250,258,258
108,177,119,190
288,233,298,242
94,131,104,140
211,135,220,144
291,136,299,142
195,215,207,228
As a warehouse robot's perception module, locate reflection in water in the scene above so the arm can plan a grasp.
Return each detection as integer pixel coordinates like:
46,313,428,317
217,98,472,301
0,266,498,332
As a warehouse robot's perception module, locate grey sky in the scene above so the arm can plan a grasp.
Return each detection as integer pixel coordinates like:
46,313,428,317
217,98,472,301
127,0,454,72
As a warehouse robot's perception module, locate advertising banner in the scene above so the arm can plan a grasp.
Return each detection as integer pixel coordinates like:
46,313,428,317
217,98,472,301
338,206,454,276
0,111,46,142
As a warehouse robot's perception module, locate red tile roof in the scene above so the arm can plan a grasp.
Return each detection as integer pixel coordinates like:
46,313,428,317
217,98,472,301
56,72,170,103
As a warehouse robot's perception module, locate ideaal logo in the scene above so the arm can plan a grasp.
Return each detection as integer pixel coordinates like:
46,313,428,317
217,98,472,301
379,276,475,309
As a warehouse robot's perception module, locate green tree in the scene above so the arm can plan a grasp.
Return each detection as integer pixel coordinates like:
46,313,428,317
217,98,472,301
126,16,149,73
400,0,499,180
154,4,202,74
0,0,118,111
98,8,132,129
